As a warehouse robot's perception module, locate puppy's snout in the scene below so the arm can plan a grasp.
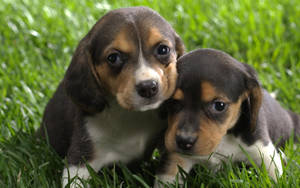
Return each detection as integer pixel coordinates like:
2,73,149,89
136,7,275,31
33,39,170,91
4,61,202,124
136,80,158,98
176,133,197,151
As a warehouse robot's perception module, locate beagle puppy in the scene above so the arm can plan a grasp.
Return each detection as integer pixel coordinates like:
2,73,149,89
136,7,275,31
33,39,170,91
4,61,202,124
37,7,184,187
155,48,300,187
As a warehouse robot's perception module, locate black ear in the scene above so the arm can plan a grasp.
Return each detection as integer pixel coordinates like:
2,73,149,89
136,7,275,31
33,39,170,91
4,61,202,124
241,63,263,132
64,39,107,113
174,33,185,59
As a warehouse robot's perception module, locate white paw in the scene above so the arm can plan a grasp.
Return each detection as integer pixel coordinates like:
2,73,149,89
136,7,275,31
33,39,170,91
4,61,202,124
62,166,90,188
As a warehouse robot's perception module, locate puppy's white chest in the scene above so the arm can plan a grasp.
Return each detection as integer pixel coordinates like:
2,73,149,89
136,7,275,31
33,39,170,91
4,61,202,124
214,135,246,159
192,135,253,167
85,104,164,168
197,135,275,166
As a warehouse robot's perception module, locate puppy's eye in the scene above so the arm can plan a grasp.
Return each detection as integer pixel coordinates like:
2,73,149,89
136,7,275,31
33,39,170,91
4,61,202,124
107,52,123,67
157,44,170,56
212,101,227,112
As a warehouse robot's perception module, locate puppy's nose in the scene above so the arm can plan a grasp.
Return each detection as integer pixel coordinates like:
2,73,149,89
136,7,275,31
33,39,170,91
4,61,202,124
136,80,158,98
176,134,197,151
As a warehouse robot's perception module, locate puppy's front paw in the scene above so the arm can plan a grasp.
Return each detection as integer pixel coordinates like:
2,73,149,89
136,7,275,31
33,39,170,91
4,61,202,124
62,166,90,188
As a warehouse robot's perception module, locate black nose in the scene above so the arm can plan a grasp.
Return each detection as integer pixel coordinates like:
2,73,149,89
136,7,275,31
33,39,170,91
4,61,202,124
136,80,158,98
176,135,197,150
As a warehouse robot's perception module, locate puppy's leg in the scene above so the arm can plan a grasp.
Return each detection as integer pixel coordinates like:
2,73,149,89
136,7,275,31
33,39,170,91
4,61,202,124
62,165,90,188
154,153,195,188
61,140,102,187
246,141,283,180
62,158,105,188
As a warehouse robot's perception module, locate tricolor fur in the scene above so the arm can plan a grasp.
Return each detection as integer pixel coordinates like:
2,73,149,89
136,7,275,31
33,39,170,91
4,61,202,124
37,7,184,187
155,48,300,187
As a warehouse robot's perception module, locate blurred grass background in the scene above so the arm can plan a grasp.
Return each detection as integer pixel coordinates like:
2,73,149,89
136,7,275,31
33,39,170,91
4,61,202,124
0,0,299,187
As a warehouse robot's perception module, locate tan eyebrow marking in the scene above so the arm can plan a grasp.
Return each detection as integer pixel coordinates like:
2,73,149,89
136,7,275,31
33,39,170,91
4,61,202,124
110,29,134,53
201,81,217,102
147,27,172,48
147,27,164,47
173,89,184,100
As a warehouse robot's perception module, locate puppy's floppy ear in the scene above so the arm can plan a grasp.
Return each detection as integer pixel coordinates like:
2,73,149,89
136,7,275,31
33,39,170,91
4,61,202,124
241,63,263,132
174,33,185,59
64,38,107,113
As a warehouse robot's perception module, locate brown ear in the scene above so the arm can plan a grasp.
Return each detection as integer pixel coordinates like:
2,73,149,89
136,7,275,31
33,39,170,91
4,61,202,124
64,39,107,113
247,83,262,131
174,33,185,59
242,63,263,132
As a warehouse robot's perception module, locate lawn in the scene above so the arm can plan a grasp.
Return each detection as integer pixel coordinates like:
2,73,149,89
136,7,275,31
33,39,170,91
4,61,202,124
0,0,300,187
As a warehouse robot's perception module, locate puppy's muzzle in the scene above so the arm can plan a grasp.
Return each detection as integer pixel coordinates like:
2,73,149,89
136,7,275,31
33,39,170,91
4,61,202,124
136,80,158,98
176,132,198,151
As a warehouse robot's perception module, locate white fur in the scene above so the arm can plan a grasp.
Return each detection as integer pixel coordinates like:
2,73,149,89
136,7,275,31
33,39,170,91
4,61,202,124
212,135,283,179
62,101,165,187
156,135,283,186
134,60,161,84
131,59,166,111
139,101,163,111
62,166,89,188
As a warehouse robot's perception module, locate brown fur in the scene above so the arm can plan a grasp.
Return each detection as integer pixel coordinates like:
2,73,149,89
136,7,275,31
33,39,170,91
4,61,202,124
147,27,166,47
201,81,218,102
173,89,184,100
165,87,244,155
247,86,263,131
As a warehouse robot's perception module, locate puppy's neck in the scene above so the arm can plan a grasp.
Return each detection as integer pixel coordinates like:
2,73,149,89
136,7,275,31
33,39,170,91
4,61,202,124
92,96,162,126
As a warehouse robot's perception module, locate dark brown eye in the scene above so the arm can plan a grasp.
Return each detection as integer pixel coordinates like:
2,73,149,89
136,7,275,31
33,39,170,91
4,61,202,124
157,44,170,55
212,101,227,112
107,52,123,67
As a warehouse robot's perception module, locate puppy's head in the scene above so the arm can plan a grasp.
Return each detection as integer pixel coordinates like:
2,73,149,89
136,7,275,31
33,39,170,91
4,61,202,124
64,7,184,112
164,49,262,155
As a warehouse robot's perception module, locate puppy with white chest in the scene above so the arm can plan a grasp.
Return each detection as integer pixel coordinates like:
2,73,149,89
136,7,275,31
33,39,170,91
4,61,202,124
37,7,184,187
155,48,300,186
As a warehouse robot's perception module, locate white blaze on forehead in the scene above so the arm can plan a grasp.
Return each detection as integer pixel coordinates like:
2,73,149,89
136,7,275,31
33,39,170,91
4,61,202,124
134,59,161,84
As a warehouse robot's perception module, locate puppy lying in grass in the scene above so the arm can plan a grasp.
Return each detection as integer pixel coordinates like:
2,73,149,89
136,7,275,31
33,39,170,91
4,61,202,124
155,48,300,187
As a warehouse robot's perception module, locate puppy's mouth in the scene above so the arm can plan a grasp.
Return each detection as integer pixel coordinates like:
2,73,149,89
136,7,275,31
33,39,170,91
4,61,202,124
130,94,163,111
136,99,163,111
116,91,164,111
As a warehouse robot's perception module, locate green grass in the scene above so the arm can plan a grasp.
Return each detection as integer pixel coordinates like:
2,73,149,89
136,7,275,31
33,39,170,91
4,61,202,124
1,0,300,187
